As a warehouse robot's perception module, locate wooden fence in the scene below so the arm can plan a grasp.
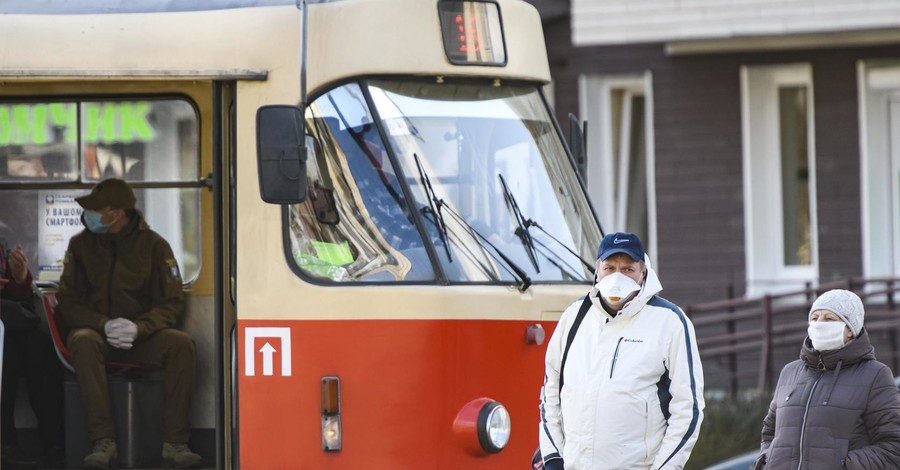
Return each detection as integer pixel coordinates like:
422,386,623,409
685,278,900,397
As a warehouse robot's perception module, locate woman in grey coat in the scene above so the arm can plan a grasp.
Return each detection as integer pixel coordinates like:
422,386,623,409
755,289,900,470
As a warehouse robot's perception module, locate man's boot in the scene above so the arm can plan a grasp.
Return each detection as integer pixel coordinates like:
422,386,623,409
162,442,202,469
83,438,117,470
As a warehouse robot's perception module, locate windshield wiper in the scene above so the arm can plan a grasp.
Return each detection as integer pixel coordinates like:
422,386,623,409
440,207,532,292
413,153,452,262
498,173,540,272
530,238,583,280
526,220,594,272
414,156,531,292
498,173,594,273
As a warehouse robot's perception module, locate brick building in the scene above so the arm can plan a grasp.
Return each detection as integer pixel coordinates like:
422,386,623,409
527,0,900,307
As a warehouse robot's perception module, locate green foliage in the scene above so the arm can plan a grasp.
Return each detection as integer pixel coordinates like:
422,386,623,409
685,392,772,470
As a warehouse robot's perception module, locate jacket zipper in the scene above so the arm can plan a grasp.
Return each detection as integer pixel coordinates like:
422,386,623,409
797,372,823,470
609,337,624,378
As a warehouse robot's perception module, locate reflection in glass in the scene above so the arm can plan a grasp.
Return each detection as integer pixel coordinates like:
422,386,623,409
779,86,811,266
81,100,199,182
0,102,78,181
0,98,202,283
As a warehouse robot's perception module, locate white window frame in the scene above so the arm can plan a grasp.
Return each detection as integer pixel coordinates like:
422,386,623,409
859,61,900,280
741,63,818,297
578,72,657,266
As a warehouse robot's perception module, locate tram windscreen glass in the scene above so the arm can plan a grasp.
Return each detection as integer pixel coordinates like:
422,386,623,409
290,79,599,284
368,79,599,284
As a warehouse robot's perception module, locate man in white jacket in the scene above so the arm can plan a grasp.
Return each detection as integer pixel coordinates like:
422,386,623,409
538,232,704,470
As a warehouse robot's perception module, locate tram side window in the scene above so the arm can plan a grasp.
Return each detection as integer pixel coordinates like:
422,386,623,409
0,99,201,283
288,83,435,283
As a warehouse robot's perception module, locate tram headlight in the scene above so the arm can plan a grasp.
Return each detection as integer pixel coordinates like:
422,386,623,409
479,402,510,453
453,397,511,455
321,415,342,451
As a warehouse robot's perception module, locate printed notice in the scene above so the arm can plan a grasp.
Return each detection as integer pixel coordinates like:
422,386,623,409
38,191,85,280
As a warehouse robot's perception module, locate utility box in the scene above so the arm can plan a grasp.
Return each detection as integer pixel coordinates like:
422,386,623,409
65,375,164,468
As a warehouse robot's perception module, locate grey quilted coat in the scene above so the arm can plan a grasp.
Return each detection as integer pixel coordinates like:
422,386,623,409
755,329,900,470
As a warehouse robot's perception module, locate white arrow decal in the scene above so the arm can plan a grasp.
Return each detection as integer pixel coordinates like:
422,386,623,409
259,342,276,376
245,327,292,377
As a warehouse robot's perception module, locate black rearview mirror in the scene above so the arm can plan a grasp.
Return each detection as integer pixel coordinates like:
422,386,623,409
256,105,308,204
568,113,587,181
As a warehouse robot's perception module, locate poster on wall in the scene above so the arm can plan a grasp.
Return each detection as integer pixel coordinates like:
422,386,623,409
38,191,84,281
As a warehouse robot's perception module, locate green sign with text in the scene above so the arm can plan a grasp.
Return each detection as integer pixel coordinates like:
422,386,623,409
0,102,156,146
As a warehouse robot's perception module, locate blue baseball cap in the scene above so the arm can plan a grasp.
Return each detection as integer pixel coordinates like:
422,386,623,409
597,232,645,262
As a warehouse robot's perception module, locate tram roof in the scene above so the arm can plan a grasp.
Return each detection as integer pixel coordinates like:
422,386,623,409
0,0,314,15
0,0,551,87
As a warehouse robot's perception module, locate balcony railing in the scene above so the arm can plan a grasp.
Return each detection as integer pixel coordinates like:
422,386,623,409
685,278,900,397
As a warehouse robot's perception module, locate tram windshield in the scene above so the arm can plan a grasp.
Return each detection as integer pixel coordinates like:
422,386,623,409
292,79,600,284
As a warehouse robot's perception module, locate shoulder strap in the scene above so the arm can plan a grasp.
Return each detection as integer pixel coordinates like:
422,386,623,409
558,295,593,394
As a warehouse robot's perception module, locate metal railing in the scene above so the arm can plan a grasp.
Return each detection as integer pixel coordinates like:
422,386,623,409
685,278,900,397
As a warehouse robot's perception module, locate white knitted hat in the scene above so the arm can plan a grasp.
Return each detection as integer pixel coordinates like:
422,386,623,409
809,289,864,336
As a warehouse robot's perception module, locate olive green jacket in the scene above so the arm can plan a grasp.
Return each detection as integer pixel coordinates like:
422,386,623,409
57,211,185,339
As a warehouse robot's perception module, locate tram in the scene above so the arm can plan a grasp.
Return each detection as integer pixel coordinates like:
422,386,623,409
0,0,602,467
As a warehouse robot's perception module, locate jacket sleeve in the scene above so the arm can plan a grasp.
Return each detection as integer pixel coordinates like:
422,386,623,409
57,238,109,333
845,364,900,470
1,244,34,302
652,310,705,470
133,236,185,339
538,301,576,467
760,394,777,453
3,269,32,301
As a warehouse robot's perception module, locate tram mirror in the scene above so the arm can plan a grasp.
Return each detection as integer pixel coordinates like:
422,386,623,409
568,113,587,181
256,105,309,204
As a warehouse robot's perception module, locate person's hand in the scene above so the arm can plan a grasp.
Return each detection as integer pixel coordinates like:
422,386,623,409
106,335,133,350
115,318,138,342
7,245,29,283
104,318,138,349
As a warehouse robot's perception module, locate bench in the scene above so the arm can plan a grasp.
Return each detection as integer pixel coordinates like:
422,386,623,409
34,284,164,468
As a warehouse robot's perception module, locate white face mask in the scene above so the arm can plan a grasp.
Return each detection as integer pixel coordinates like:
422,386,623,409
596,272,641,308
808,321,847,351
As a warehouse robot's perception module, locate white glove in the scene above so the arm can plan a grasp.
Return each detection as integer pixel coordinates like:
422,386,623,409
104,318,138,349
107,335,133,350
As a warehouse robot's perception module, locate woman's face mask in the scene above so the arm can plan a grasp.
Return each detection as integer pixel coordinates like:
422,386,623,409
596,272,641,308
808,320,847,351
83,209,115,234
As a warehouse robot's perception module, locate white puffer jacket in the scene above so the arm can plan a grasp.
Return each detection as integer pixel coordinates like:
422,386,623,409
539,267,704,470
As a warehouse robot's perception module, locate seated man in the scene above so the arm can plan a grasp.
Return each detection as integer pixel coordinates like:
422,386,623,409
1,241,64,469
57,178,201,470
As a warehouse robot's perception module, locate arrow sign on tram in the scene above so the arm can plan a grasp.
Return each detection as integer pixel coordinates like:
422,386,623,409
245,327,292,377
259,342,277,376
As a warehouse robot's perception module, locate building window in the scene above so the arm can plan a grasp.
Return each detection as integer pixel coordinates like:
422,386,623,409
741,64,817,295
859,61,900,279
579,73,656,262
0,98,201,283
779,86,812,266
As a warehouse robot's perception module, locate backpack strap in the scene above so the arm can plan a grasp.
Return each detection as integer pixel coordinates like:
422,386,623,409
558,295,593,394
